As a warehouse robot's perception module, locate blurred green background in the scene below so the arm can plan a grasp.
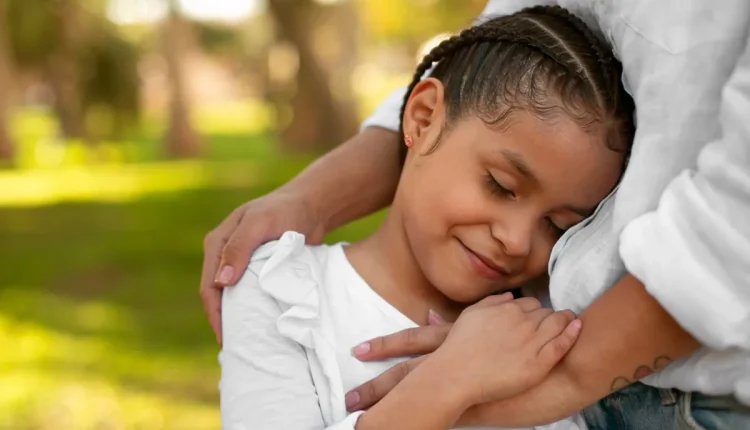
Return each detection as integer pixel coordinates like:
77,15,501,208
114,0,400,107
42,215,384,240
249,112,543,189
0,0,485,428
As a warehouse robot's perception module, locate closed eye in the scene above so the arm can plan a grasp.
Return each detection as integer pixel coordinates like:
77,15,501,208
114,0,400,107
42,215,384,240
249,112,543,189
485,172,515,198
545,216,566,236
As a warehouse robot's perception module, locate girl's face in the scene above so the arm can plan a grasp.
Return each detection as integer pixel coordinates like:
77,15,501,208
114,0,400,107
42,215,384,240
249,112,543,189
396,79,624,303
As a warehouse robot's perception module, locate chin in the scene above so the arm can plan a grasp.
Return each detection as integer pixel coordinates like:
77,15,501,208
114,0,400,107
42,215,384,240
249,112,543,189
435,279,497,304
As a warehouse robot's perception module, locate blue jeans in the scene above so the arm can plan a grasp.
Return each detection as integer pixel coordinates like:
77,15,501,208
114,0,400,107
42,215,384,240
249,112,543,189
583,383,750,430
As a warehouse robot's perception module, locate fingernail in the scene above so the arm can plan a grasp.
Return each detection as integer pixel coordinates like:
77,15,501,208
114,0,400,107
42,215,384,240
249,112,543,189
570,319,582,330
427,309,447,325
351,342,370,357
345,391,360,409
216,265,234,285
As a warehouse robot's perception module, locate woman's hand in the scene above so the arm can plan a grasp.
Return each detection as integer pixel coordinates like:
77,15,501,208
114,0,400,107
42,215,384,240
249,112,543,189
201,191,325,344
201,127,403,345
347,294,582,410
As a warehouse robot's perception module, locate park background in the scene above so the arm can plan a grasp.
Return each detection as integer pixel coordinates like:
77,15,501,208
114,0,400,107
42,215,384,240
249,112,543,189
0,0,487,428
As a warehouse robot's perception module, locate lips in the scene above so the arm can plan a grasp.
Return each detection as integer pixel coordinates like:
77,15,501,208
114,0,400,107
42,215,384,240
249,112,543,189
458,240,511,281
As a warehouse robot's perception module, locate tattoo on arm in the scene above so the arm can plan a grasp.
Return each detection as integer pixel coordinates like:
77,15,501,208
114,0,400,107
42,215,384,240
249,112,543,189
608,355,673,393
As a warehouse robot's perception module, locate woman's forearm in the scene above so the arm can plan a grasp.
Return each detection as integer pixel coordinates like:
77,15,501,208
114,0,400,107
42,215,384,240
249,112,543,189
282,126,401,233
460,273,701,427
356,355,471,430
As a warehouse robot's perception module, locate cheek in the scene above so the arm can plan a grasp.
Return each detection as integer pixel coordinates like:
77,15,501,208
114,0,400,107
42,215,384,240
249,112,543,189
404,160,489,231
522,233,556,280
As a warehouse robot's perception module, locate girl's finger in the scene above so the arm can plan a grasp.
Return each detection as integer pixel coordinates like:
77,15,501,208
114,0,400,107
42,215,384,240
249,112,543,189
470,292,514,309
345,355,429,411
536,318,582,369
529,307,555,329
427,309,449,326
513,297,543,312
352,325,451,361
536,309,577,338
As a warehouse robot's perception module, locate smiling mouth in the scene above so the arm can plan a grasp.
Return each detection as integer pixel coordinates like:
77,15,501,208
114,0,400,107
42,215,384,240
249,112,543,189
457,240,511,280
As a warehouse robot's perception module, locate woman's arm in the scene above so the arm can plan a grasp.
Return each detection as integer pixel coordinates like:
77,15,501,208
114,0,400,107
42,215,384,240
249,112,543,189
356,295,584,430
202,127,400,342
220,262,365,429
200,0,557,343
618,24,750,352
460,274,700,426
286,127,401,234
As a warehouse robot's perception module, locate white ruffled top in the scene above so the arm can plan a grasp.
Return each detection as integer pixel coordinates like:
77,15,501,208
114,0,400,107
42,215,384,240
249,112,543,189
219,231,585,430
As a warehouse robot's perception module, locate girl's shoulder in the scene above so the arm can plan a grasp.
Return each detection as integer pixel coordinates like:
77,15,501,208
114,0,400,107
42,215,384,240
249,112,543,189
245,231,337,279
234,231,347,351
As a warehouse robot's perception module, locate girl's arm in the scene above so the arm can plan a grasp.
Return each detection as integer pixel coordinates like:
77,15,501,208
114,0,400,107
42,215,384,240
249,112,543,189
460,274,700,426
346,274,699,427
220,262,364,429
356,295,584,430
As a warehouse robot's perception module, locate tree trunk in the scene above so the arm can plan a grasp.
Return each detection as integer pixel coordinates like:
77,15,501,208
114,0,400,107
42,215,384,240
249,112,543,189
163,1,201,159
0,0,15,162
267,0,359,153
47,0,87,141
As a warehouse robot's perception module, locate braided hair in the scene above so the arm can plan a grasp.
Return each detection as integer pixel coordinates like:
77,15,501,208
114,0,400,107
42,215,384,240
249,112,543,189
398,5,635,163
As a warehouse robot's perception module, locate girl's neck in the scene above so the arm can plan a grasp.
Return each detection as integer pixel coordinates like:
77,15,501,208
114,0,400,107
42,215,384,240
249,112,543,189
344,210,465,325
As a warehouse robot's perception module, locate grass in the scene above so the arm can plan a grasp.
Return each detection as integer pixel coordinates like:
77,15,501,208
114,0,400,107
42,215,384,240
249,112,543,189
0,186,384,430
0,106,387,429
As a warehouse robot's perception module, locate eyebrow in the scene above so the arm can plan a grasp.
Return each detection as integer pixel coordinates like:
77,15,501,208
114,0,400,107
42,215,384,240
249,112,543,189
499,148,537,181
498,148,596,218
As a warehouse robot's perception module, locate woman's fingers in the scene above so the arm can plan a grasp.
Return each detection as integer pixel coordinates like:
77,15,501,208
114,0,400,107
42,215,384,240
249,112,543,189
215,211,272,287
345,355,429,411
201,211,243,344
352,325,451,361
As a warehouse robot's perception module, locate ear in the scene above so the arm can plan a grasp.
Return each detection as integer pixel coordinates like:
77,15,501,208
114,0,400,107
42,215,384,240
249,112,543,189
402,78,446,151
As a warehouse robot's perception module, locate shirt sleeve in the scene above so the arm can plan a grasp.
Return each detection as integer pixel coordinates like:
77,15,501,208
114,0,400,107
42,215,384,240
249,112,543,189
359,0,556,133
219,263,365,430
619,28,750,350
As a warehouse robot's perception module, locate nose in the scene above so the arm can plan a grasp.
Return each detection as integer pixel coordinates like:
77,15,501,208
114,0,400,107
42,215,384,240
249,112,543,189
490,215,533,258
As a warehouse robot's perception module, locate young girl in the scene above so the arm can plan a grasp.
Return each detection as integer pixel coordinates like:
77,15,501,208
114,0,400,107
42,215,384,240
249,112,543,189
219,6,634,430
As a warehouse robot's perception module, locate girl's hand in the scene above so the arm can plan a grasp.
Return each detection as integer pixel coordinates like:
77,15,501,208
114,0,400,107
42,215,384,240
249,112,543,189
431,294,582,405
346,294,581,411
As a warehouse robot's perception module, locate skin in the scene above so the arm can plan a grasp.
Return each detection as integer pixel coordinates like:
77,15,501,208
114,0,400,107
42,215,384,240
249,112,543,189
201,126,400,344
355,294,584,430
348,273,700,427
200,87,699,429
346,77,622,325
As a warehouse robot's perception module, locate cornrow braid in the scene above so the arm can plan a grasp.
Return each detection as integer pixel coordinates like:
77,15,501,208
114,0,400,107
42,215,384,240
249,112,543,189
397,17,585,134
397,5,634,164
526,6,619,108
